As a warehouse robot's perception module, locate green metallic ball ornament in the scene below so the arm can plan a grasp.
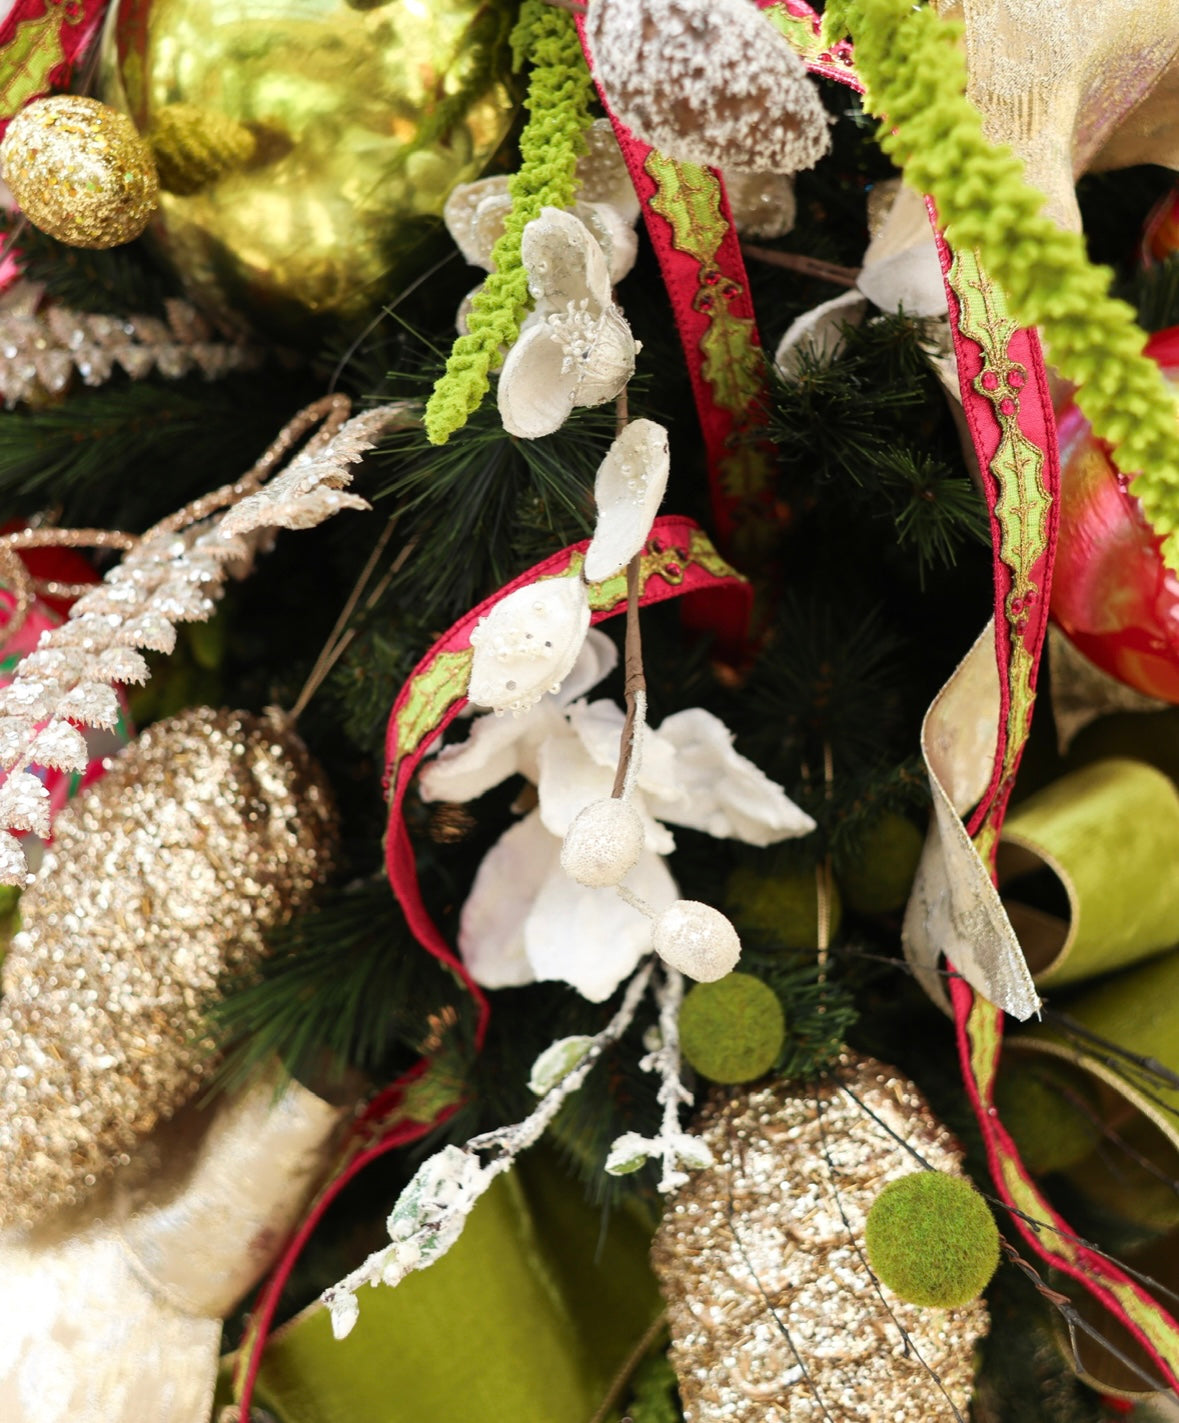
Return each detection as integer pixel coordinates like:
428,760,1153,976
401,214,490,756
865,1171,1000,1308
679,973,785,1084
99,0,516,341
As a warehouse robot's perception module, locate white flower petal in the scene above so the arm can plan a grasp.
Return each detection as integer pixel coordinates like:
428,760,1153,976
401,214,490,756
524,205,613,314
497,320,582,439
774,290,868,380
458,811,558,989
524,847,677,1001
576,119,641,222
649,708,816,845
557,628,618,706
443,176,511,268
467,575,590,714
578,200,639,285
419,708,533,804
858,183,947,318
584,419,670,583
567,699,679,803
537,729,674,854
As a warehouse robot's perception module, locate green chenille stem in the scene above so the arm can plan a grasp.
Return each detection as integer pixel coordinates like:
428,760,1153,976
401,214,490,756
423,1,594,445
823,0,1179,568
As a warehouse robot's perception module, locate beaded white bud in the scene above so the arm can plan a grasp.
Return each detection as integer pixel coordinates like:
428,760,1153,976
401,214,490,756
652,899,741,981
560,797,645,887
584,0,831,176
467,576,591,714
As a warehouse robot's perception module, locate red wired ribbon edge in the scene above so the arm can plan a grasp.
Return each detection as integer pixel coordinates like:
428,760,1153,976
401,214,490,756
576,17,780,555
766,0,1179,1387
0,0,110,138
234,517,750,1411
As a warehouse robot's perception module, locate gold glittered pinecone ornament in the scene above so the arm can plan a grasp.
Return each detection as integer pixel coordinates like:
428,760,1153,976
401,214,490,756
651,1053,991,1421
0,706,336,1229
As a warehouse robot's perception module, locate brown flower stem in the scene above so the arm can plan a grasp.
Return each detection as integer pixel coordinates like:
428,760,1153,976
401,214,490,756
612,552,646,799
741,243,862,289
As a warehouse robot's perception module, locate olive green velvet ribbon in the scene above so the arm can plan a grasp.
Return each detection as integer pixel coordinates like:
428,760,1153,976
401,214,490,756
999,757,1179,988
217,1154,662,1423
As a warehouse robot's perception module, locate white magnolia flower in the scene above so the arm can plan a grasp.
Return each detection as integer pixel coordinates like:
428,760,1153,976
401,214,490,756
421,632,816,1002
497,207,638,440
467,572,591,715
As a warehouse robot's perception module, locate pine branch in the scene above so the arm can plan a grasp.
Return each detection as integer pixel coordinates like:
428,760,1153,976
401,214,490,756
0,371,318,529
208,880,470,1092
4,218,179,318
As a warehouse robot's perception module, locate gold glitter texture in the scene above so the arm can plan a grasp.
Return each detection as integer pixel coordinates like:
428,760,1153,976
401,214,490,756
651,1053,990,1421
0,95,159,249
0,707,336,1229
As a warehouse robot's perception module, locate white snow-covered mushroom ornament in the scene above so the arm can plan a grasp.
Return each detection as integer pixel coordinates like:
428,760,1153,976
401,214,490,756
497,206,638,440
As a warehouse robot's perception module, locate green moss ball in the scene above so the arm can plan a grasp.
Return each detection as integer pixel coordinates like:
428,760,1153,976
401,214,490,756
837,813,924,915
679,973,785,1084
724,864,841,950
993,1058,1101,1175
865,1170,1000,1308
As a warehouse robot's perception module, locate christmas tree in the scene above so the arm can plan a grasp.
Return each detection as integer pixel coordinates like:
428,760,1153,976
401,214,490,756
2,1,1179,1420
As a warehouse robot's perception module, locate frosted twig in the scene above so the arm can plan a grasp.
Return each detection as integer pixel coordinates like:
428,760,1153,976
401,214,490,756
605,962,712,1190
322,959,654,1339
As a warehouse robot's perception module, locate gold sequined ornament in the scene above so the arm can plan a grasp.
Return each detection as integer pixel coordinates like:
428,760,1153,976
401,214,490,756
0,706,336,1230
651,1053,991,1421
97,0,516,341
0,95,159,248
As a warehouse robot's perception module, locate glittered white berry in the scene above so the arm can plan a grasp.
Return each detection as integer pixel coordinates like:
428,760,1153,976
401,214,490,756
584,0,831,176
560,797,645,887
652,899,741,981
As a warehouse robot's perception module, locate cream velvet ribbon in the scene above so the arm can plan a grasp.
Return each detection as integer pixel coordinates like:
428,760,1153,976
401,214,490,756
0,1067,346,1422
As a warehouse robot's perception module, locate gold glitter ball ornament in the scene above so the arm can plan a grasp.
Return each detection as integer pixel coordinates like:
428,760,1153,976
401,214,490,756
651,1053,991,1422
0,707,336,1230
97,0,516,341
0,95,159,249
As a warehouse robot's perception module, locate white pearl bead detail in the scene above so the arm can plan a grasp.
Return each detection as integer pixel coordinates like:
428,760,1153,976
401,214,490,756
652,900,741,982
560,797,645,888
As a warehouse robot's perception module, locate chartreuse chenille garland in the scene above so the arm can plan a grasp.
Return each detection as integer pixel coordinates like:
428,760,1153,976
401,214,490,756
424,1,594,445
823,0,1179,568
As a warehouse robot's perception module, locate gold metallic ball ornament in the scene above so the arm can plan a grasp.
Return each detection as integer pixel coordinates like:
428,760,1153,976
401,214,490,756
0,707,337,1230
0,95,159,248
98,0,517,341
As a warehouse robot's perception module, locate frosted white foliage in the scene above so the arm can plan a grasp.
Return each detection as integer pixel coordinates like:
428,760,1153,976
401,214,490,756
467,574,591,714
323,963,655,1335
585,0,831,175
652,899,742,981
497,207,637,440
0,403,409,880
560,797,645,887
605,967,712,1191
528,1035,596,1095
583,419,670,583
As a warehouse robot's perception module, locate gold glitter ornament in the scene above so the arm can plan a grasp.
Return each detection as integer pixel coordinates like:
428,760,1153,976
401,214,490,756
97,0,516,341
0,706,336,1230
651,1053,990,1421
0,95,159,249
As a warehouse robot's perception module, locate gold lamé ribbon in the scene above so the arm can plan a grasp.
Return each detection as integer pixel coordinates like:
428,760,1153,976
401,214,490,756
0,1066,347,1423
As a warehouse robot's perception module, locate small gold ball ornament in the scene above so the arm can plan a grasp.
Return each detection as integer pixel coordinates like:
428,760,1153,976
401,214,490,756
0,707,336,1229
0,95,159,249
651,1053,990,1421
